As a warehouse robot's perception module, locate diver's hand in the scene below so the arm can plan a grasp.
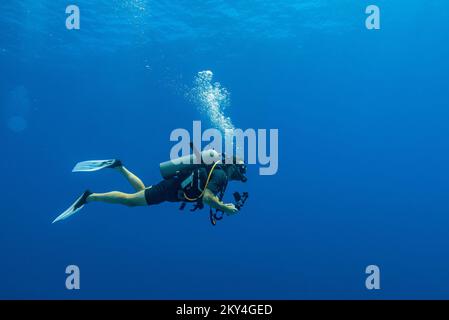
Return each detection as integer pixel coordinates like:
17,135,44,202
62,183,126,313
222,203,239,215
203,189,239,215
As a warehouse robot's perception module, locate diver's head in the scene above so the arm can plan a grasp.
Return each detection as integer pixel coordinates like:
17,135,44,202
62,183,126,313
222,155,248,182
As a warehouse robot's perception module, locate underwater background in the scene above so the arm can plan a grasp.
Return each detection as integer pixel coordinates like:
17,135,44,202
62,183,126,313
1,0,449,299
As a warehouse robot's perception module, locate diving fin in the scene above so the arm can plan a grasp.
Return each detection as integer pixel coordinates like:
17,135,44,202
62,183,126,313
72,159,122,172
52,190,92,224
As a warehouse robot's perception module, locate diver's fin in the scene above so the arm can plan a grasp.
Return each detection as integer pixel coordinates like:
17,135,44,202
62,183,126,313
52,190,92,224
72,159,122,172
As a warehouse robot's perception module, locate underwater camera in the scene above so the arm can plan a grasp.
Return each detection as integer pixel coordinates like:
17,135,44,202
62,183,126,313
209,192,249,226
233,191,249,210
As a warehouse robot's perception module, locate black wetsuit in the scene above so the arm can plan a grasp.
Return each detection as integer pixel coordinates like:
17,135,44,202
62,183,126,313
144,168,228,206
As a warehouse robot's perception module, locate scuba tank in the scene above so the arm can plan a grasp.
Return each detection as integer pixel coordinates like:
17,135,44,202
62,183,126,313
161,148,249,226
159,149,220,179
160,149,222,207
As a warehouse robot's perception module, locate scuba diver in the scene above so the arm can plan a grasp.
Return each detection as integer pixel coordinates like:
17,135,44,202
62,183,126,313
53,147,248,225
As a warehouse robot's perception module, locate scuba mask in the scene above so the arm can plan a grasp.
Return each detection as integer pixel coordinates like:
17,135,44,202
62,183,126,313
229,163,248,182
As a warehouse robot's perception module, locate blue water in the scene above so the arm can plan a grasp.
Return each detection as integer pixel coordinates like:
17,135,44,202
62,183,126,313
1,0,449,299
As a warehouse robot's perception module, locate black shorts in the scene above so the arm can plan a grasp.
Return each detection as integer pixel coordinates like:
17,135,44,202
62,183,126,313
144,179,182,206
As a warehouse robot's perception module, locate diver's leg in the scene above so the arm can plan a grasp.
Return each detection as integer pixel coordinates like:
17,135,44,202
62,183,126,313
115,166,146,192
87,190,147,207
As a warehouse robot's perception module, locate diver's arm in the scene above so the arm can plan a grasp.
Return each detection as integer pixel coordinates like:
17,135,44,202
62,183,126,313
203,189,238,215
